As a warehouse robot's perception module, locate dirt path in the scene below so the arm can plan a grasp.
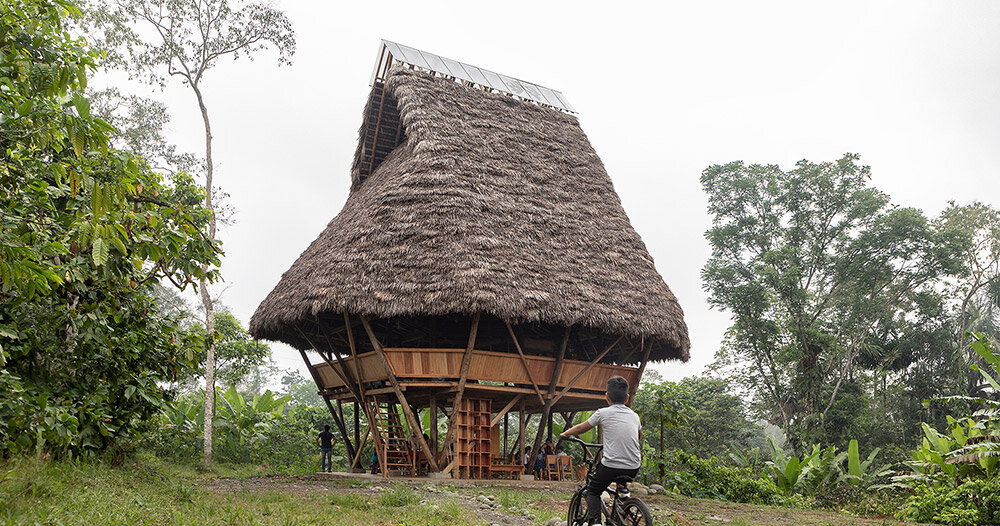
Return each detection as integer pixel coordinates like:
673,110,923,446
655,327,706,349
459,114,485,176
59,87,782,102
195,474,925,526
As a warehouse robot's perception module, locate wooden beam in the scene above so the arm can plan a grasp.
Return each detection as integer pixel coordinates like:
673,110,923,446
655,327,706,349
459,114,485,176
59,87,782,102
350,424,372,470
353,401,360,455
318,318,361,399
549,335,624,407
627,339,653,408
518,398,527,465
548,327,571,396
359,316,440,473
295,326,361,401
323,395,356,461
490,394,523,427
429,396,438,454
343,312,366,396
504,320,546,405
441,312,481,474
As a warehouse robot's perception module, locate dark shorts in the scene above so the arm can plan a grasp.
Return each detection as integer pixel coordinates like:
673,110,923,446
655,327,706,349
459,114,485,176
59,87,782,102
585,463,639,520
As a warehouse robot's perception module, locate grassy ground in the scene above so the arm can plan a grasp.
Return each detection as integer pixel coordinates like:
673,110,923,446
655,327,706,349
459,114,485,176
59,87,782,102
0,458,927,526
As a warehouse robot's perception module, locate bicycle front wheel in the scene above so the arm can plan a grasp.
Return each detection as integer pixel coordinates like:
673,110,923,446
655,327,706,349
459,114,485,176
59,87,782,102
616,497,653,526
567,488,587,526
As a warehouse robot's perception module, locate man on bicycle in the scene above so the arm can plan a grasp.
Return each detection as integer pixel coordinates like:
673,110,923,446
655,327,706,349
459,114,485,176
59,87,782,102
560,376,641,526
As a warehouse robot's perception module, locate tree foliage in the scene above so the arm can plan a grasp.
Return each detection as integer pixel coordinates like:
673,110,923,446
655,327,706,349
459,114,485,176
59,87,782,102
0,0,220,457
88,0,295,465
702,154,968,445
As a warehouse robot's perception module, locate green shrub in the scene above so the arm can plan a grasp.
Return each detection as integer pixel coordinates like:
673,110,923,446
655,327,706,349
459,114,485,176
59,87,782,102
900,479,1000,526
839,489,907,518
662,450,790,506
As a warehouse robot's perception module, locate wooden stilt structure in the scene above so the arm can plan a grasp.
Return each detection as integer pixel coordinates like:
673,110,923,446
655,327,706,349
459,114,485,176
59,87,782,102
248,41,691,479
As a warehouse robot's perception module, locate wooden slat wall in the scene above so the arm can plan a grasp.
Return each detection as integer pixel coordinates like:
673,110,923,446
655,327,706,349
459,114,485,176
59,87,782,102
314,348,639,393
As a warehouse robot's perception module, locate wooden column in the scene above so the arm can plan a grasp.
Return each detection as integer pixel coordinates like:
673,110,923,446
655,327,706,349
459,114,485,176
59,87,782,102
518,398,527,467
323,396,356,462
429,396,438,454
504,412,509,460
295,345,357,462
504,320,546,405
549,335,624,407
441,312,481,475
529,327,571,461
628,340,653,407
359,316,440,472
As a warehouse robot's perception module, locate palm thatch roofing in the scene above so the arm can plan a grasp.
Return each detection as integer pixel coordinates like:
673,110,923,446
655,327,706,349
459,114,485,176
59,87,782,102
250,65,690,362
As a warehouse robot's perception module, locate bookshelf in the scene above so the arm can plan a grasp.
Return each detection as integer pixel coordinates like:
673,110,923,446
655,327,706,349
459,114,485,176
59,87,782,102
456,398,491,479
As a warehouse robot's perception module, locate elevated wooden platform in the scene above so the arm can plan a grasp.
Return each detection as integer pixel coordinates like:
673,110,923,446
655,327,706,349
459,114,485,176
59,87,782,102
314,348,638,411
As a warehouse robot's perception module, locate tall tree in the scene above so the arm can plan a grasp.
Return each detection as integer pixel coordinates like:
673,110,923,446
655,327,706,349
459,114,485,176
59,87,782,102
0,0,219,457
937,201,1000,395
92,0,294,465
701,154,967,445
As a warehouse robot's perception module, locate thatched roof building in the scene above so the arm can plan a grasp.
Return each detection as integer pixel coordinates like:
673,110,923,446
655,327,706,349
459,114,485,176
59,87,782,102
251,67,689,362
249,41,689,477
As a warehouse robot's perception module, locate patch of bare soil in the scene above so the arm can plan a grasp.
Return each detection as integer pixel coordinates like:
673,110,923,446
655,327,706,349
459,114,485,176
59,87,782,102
196,474,566,525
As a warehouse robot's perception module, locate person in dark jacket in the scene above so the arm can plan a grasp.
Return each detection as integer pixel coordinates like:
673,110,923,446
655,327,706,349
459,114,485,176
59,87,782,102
316,425,337,473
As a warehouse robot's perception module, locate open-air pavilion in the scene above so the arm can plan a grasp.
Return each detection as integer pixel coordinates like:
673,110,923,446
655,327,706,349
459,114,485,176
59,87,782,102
249,40,690,479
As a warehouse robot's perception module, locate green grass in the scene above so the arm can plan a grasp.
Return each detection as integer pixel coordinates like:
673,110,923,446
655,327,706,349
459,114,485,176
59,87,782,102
0,458,476,525
0,458,929,526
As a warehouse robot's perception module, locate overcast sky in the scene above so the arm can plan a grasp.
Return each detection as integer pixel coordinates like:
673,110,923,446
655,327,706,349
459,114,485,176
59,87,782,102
110,1,1000,383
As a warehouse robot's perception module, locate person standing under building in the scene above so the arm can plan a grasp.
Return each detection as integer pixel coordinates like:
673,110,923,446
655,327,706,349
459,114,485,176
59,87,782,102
316,425,337,473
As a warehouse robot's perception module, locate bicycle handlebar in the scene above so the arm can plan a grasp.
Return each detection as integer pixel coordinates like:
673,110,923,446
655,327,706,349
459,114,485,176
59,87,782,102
560,436,602,450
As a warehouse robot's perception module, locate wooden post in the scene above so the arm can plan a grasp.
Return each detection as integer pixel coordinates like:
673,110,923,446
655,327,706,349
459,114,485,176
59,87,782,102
296,326,361,402
429,396,438,454
295,346,356,462
628,340,653,407
359,316,440,472
547,412,554,442
549,335,624,407
342,312,380,472
529,326,571,465
504,412,509,461
354,402,361,450
318,319,360,397
518,398,527,469
323,396,356,462
504,320,546,405
489,394,523,427
441,312,481,475
548,327,571,395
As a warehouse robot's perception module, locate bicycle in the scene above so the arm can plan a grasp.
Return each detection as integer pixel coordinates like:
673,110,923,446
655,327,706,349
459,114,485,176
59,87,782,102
562,436,653,526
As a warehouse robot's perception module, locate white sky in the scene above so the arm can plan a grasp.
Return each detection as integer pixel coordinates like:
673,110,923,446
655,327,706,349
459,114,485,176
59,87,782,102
111,1,1000,382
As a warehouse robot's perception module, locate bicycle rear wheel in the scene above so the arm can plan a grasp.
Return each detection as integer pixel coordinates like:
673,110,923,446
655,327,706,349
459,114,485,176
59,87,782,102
616,497,653,526
567,488,587,526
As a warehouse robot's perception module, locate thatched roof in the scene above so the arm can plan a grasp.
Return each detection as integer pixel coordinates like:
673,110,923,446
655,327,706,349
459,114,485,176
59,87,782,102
250,66,690,362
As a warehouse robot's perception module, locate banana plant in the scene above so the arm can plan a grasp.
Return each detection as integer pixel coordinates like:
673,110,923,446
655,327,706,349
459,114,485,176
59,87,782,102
844,439,892,487
765,437,818,494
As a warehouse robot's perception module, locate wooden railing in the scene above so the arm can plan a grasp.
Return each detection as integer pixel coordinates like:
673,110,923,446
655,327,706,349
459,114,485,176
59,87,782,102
314,348,639,394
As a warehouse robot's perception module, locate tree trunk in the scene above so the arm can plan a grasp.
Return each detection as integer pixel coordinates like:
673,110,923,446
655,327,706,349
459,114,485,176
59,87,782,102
194,83,217,467
658,413,664,483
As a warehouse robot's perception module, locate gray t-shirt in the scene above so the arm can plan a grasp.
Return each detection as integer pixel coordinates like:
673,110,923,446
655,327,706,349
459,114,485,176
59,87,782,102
588,404,642,470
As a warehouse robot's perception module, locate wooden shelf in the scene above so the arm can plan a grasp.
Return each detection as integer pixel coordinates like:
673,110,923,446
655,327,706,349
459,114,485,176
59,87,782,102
456,398,491,479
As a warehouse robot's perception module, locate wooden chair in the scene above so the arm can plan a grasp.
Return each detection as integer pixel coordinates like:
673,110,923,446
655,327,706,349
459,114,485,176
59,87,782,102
544,454,559,481
557,455,573,480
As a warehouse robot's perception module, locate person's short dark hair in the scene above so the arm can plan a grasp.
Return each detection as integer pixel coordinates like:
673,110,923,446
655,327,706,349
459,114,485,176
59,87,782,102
607,375,629,403
324,424,330,431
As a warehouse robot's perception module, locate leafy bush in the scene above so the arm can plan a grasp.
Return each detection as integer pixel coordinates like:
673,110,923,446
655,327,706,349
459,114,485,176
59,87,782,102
660,450,792,506
148,389,342,472
900,479,1000,526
